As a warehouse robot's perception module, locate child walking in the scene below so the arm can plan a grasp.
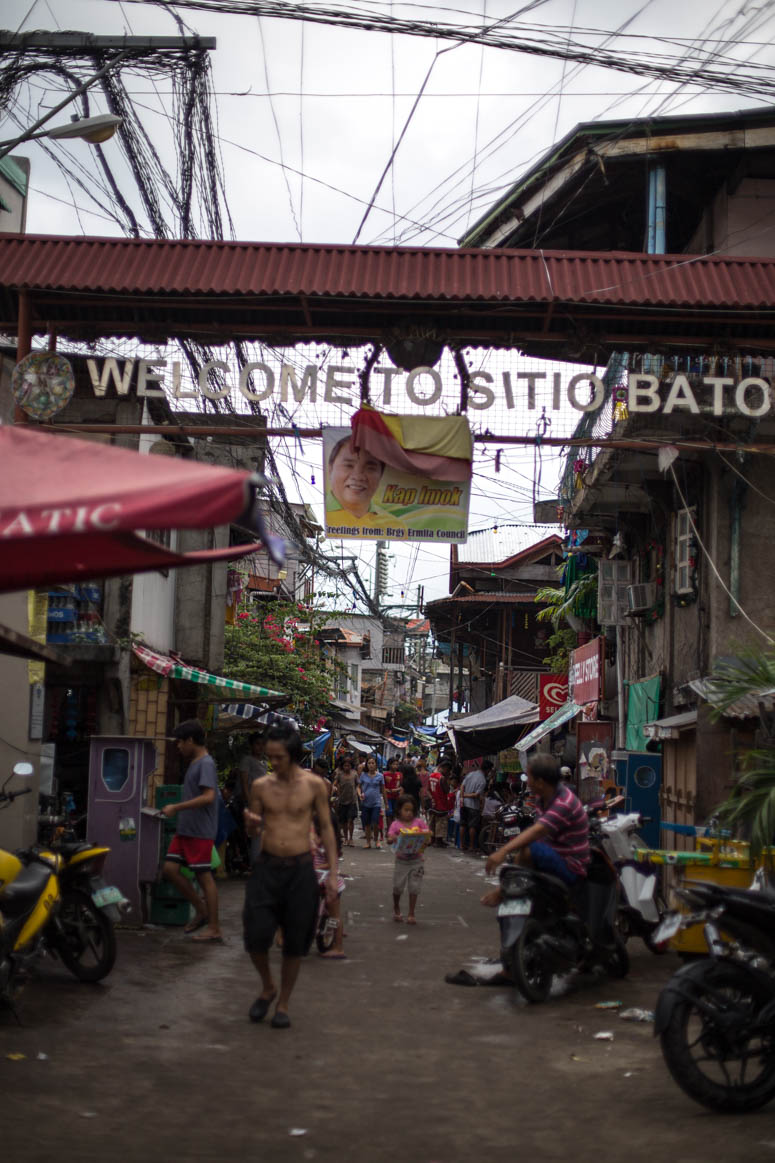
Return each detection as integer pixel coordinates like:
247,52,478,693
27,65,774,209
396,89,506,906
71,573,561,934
387,794,430,925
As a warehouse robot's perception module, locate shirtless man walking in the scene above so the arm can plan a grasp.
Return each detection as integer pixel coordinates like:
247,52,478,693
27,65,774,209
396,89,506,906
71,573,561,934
243,722,339,1029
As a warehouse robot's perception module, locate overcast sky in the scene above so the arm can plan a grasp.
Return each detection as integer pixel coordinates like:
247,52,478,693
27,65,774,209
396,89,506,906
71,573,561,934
4,0,775,609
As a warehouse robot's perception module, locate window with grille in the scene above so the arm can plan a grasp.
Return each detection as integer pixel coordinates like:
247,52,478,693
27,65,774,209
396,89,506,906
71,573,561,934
597,559,632,626
675,509,695,594
382,647,404,665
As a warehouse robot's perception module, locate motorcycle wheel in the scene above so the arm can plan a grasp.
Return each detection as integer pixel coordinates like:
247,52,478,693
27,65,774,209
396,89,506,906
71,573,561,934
478,822,498,855
605,936,630,979
315,910,336,955
660,962,775,1113
55,889,117,983
513,920,553,1003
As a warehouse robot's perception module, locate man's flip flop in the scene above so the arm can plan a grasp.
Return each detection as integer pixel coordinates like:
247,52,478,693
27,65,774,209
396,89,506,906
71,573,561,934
393,914,404,923
444,970,479,987
192,933,224,944
271,1012,291,1029
249,991,277,1022
183,915,208,935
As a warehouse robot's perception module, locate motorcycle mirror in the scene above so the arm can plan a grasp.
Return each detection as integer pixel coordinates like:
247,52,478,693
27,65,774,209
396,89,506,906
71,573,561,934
520,773,528,783
12,762,35,779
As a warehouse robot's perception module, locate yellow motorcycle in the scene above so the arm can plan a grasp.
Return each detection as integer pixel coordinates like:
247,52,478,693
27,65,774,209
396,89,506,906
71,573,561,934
0,764,124,1012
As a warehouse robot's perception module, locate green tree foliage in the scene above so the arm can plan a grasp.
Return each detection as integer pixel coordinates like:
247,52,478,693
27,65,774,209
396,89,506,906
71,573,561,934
394,700,418,728
223,600,344,725
710,649,775,858
534,565,598,672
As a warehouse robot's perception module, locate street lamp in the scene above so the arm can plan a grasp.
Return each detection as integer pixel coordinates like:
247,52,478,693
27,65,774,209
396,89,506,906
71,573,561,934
0,113,122,152
42,113,123,144
0,51,129,163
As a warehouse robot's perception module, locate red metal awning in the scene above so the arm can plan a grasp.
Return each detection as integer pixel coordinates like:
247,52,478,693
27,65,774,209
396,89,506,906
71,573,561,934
0,425,283,592
2,233,775,359
1,233,773,307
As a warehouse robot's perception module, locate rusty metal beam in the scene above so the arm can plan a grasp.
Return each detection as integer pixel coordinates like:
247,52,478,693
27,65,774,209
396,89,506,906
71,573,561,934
27,421,775,455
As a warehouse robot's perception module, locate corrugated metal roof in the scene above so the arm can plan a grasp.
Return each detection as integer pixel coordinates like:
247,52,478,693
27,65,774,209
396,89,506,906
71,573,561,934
644,710,698,740
425,592,545,607
457,525,561,566
689,677,775,719
2,233,775,308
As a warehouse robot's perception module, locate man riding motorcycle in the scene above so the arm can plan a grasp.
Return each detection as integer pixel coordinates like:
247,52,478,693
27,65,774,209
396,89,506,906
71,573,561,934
483,755,589,892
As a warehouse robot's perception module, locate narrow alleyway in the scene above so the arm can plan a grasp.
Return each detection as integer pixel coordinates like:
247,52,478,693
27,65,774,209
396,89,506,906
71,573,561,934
2,848,773,1163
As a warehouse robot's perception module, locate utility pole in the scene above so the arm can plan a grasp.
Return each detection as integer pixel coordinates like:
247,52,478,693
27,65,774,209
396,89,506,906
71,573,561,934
374,541,389,607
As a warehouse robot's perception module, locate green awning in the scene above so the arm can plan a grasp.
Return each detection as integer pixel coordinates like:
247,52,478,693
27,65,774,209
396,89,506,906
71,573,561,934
132,642,286,700
517,699,583,752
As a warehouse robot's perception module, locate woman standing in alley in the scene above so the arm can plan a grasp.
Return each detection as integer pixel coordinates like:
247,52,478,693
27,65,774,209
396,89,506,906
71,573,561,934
358,754,387,850
334,756,359,847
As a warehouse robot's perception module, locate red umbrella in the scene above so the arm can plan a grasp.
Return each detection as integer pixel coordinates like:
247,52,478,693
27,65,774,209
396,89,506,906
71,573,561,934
0,425,284,592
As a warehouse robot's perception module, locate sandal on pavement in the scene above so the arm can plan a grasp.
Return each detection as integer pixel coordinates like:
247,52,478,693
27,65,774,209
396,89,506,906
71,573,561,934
249,991,277,1022
393,914,404,923
271,1011,291,1029
444,970,479,987
183,914,208,935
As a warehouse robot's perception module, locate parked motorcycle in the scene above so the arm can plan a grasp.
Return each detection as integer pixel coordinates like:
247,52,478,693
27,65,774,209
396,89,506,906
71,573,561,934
0,763,124,1012
593,809,668,952
497,838,629,1003
479,776,537,855
654,877,775,1112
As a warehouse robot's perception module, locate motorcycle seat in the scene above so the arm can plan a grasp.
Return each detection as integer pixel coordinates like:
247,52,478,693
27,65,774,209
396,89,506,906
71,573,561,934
0,861,52,918
57,841,92,856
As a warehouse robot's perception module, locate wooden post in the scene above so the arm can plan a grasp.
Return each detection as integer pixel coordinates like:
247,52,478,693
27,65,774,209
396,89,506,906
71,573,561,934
448,628,456,712
12,290,32,422
16,290,31,361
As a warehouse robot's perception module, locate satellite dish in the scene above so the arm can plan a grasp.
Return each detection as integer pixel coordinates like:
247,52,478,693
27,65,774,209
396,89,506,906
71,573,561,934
12,351,75,420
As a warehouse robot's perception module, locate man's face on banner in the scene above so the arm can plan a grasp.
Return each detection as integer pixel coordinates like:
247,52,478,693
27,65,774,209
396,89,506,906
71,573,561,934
329,440,384,517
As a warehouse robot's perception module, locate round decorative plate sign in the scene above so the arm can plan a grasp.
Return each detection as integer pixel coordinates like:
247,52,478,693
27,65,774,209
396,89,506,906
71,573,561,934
12,351,75,420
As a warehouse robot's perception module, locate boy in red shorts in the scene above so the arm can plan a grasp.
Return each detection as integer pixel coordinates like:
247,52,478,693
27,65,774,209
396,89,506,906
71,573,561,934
161,719,222,942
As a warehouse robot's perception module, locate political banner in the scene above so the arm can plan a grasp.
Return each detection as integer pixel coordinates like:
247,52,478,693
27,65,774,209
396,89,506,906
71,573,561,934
322,414,472,542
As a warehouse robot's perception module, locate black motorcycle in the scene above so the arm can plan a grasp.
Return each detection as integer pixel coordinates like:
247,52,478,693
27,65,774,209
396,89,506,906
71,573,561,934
479,777,537,855
498,842,629,1003
654,878,775,1112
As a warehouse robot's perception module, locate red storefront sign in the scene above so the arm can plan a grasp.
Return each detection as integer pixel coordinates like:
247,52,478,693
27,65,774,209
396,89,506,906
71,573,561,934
569,637,604,705
539,674,569,720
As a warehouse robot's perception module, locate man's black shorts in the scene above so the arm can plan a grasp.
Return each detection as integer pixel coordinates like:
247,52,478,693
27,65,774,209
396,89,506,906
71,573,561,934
460,805,482,831
243,851,319,958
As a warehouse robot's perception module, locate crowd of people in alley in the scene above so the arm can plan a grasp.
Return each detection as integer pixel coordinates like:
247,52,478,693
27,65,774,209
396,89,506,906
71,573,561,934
160,721,589,1029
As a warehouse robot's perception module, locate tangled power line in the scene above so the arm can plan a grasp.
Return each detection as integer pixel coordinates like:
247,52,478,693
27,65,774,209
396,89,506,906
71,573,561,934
114,0,775,103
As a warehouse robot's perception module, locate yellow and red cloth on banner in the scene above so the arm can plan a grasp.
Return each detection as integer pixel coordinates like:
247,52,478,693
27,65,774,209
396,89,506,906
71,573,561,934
350,406,472,482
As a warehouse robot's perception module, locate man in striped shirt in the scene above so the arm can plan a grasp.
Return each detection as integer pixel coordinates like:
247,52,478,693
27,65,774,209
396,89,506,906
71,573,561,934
484,754,589,885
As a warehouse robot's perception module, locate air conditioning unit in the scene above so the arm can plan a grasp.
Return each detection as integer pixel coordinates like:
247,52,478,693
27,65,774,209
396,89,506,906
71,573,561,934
626,583,656,615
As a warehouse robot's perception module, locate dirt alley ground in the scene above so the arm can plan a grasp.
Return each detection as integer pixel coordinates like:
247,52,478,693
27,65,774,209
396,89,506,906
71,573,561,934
4,843,775,1163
